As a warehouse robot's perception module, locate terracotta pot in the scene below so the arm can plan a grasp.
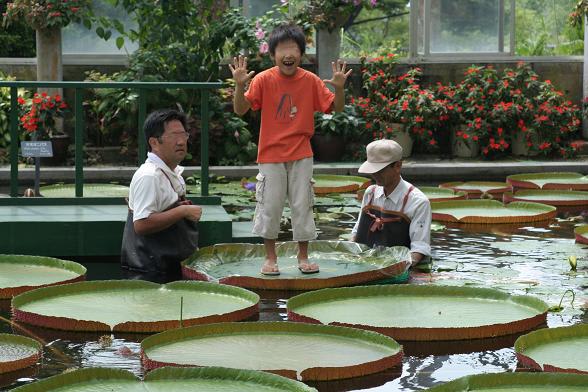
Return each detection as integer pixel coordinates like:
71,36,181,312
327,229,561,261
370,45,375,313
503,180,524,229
311,133,345,162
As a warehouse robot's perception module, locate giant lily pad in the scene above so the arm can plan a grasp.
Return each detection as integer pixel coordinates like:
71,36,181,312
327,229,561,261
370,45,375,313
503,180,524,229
181,241,411,290
503,190,588,207
574,225,588,245
141,322,403,381
507,172,588,191
439,181,511,199
431,200,556,224
425,373,588,391
420,186,467,202
515,324,588,374
12,280,259,333
0,255,86,299
9,366,317,391
312,174,371,194
0,334,42,374
39,183,129,197
287,285,548,341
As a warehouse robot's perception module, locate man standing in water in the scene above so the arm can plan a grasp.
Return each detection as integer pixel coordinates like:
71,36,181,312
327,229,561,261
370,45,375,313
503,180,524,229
121,109,201,282
352,139,431,266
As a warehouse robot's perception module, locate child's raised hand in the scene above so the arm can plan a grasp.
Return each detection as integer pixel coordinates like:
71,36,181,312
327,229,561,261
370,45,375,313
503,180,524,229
229,55,255,87
323,60,352,90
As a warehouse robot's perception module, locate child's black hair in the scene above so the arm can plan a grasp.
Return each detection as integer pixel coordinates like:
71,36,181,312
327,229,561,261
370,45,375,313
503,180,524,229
268,23,306,56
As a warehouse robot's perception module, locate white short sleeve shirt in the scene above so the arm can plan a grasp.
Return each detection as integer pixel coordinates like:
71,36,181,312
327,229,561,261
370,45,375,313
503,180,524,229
128,152,186,222
351,178,432,257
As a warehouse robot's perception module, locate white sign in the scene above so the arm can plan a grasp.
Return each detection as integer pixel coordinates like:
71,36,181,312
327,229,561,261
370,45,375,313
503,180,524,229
21,141,53,157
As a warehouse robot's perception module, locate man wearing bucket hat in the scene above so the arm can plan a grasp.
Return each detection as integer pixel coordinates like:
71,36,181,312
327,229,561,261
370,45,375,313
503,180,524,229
351,139,431,266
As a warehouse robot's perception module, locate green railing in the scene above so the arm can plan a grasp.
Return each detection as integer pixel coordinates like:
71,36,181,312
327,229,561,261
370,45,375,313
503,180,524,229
0,81,222,197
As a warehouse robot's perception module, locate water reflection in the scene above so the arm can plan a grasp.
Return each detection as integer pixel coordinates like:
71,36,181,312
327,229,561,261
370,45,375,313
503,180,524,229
0,206,586,391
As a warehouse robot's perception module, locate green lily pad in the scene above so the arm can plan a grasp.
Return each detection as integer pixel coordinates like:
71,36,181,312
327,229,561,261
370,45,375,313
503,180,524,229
507,172,588,191
9,366,317,391
431,200,556,224
504,190,588,207
439,181,511,199
0,255,86,299
182,240,410,290
0,334,42,374
12,280,259,333
312,174,371,194
425,372,588,391
515,324,588,373
574,225,588,245
420,186,467,202
39,184,129,197
141,322,403,381
287,285,548,341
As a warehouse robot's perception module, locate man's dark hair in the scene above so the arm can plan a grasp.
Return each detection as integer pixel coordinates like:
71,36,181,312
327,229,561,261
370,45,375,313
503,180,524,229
268,24,306,56
143,109,187,151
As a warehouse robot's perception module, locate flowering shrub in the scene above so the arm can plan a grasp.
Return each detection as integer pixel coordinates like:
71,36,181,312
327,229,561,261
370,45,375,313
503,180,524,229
569,0,588,27
18,92,68,139
296,0,381,31
3,0,91,30
354,55,443,149
491,62,581,157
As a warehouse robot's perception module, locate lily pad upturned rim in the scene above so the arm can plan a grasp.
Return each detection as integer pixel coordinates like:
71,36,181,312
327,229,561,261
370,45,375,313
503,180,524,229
0,254,87,299
438,181,512,198
141,321,403,381
514,324,588,374
287,284,548,341
574,225,588,245
12,280,259,333
506,172,588,190
431,199,556,224
312,174,371,195
420,187,467,202
425,372,588,391
0,333,42,375
8,366,317,392
503,190,588,207
181,240,411,291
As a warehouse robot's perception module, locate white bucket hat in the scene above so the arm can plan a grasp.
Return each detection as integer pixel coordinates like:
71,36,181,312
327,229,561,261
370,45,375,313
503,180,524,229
358,139,403,174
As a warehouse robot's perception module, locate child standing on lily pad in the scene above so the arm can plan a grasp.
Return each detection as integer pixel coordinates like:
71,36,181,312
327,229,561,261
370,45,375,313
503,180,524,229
230,23,351,276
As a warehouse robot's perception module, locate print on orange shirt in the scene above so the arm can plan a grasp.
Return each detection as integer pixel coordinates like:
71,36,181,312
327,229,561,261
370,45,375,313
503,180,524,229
275,94,297,121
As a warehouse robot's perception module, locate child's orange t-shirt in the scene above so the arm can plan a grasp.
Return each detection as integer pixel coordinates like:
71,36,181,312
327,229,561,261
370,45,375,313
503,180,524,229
244,66,335,163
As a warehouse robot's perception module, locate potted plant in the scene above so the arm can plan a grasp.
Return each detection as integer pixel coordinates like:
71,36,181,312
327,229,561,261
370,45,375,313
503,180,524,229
489,62,581,157
312,104,364,162
355,54,422,157
18,92,69,165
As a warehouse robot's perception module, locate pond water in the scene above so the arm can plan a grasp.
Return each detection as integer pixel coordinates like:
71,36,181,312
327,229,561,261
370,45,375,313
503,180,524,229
1,183,587,391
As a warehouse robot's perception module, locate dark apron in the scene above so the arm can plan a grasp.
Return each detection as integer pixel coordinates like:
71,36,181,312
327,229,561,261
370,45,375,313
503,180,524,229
355,186,414,248
120,198,199,283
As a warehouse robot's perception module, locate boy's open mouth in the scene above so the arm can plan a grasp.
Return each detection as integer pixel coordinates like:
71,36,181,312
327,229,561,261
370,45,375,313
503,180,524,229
282,60,295,66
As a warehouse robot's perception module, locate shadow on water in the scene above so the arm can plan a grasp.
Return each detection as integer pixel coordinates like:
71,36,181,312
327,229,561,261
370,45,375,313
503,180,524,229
307,366,403,392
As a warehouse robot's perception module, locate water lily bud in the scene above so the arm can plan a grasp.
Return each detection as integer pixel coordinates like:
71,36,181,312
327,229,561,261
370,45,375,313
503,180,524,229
568,255,577,271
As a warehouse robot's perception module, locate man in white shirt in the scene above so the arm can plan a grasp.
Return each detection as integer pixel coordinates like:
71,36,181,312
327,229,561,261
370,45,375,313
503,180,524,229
121,109,202,282
351,139,431,266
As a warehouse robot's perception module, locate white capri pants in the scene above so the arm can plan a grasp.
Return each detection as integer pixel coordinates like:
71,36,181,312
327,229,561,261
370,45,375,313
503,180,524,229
252,157,316,241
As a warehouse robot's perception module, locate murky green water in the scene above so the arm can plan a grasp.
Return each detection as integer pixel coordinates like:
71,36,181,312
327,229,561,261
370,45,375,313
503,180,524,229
1,188,587,391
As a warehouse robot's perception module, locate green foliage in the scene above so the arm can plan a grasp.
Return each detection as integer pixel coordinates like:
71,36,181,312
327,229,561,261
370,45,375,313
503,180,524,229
0,0,35,57
516,0,582,56
314,104,364,138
